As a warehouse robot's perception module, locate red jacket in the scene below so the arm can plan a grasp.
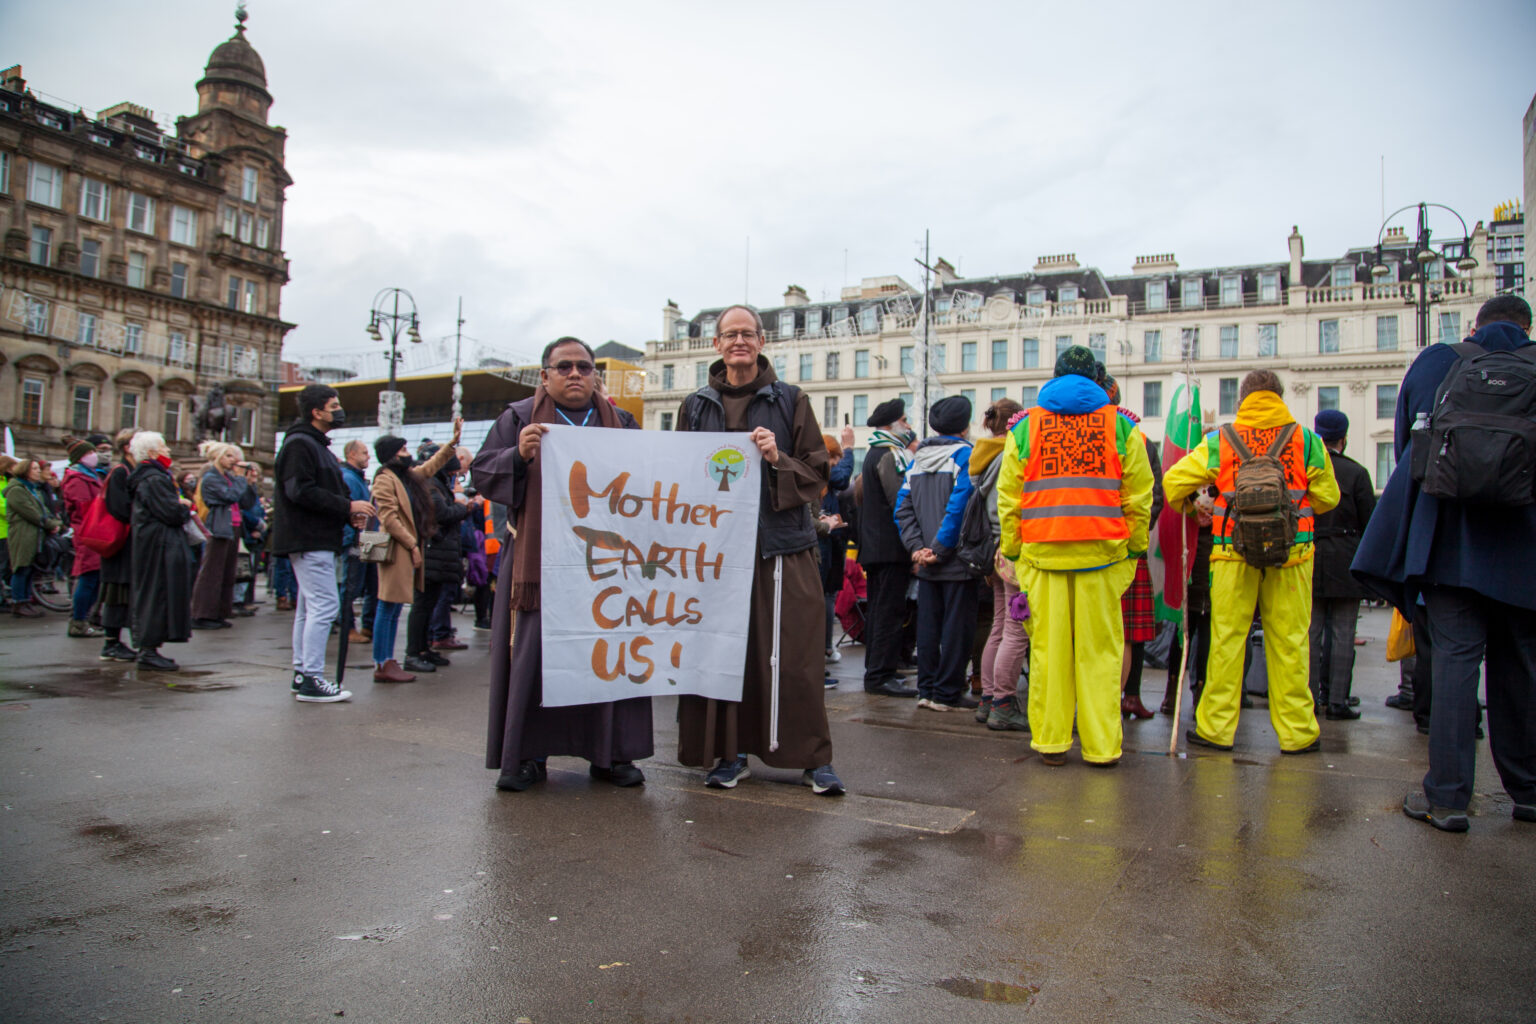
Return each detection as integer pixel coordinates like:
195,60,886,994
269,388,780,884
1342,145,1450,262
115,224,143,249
60,467,103,575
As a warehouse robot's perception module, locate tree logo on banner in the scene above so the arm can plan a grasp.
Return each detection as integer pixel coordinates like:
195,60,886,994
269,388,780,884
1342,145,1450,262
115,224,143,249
706,446,749,492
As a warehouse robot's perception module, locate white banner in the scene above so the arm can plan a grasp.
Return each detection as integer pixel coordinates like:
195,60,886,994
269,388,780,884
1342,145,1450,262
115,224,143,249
539,426,761,707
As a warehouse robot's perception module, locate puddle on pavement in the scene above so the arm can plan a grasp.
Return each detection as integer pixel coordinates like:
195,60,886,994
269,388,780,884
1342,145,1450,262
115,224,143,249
936,976,1040,1004
1,667,236,699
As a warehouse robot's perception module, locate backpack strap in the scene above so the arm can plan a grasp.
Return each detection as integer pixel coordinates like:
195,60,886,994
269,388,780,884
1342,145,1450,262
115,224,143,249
1448,340,1486,359
1220,424,1255,463
1264,422,1298,459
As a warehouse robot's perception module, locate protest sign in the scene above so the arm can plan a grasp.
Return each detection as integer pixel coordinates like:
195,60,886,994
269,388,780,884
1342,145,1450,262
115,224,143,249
539,426,761,707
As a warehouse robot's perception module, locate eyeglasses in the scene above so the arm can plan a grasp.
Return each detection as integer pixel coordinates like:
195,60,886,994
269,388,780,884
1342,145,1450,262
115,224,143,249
545,360,596,377
719,330,760,342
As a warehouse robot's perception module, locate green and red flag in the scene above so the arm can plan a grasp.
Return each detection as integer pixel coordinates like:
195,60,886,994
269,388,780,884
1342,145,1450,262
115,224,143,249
1150,374,1204,624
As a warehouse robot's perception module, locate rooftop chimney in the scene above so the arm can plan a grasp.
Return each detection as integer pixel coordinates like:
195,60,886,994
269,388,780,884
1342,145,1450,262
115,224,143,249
933,258,959,285
782,284,809,307
1132,253,1178,274
1288,226,1304,283
1033,253,1081,271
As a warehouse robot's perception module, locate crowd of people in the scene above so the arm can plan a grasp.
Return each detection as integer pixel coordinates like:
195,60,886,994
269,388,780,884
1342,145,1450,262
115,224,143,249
7,295,1530,834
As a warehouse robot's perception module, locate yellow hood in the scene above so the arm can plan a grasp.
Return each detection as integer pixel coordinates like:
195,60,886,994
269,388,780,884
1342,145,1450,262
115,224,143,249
969,435,1006,476
1233,390,1295,430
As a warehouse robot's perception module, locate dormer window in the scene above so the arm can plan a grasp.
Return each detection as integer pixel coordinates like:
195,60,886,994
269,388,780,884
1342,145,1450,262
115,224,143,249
1145,280,1168,311
1258,272,1280,302
778,310,795,338
1181,278,1203,308
1058,284,1079,304
1219,274,1241,306
1025,287,1046,307
858,305,878,333
1331,264,1354,289
805,308,822,334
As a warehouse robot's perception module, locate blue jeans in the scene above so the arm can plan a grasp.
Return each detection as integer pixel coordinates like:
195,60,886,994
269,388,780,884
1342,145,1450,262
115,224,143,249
10,565,33,604
372,601,404,664
72,569,100,620
272,556,297,600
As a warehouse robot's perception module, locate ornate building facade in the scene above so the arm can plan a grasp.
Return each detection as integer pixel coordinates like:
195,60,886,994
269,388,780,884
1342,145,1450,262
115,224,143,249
0,9,291,468
645,224,1496,489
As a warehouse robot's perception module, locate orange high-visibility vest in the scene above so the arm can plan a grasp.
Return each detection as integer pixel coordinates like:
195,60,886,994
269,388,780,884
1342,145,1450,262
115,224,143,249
1212,423,1314,547
1016,404,1129,543
483,502,500,556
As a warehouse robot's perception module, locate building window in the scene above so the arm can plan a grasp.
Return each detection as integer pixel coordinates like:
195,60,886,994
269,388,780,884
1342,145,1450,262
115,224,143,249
1376,442,1394,488
694,362,708,389
1144,330,1162,362
72,385,95,431
852,394,868,425
0,152,9,192
1331,264,1354,289
826,352,840,380
80,239,101,278
1025,287,1046,307
1376,315,1399,351
1054,335,1073,361
1145,280,1167,311
832,307,850,331
1059,284,1079,305
1438,312,1462,344
242,167,259,203
961,341,977,372
1376,384,1398,420
778,310,795,339
243,280,257,314
959,389,976,413
824,396,839,426
858,306,878,334
1180,327,1200,361
79,178,110,220
256,217,271,248
799,353,813,381
126,192,155,234
25,298,48,335
1021,338,1038,369
1219,377,1238,416
1217,324,1238,359
659,411,674,432
227,275,242,309
900,346,914,374
1220,275,1241,306
805,309,822,335
1257,322,1279,357
238,211,254,244
898,391,913,409
699,318,717,340
1088,333,1106,363
235,406,257,446
1020,385,1038,407
221,206,237,237
76,311,97,346
1319,319,1340,354
660,364,674,391
990,386,1007,404
170,205,198,246
854,349,869,378
29,225,52,265
124,322,143,355
170,262,188,299
27,160,64,207
1182,279,1203,308
931,343,946,373
164,398,183,441
1318,386,1340,412
169,331,189,366
772,355,787,378
991,339,1007,371
1143,381,1163,418
1258,272,1280,302
127,251,147,288
21,378,45,425
119,391,141,429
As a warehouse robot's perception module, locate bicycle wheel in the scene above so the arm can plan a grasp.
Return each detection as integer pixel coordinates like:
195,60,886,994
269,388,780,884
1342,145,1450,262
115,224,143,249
30,568,73,612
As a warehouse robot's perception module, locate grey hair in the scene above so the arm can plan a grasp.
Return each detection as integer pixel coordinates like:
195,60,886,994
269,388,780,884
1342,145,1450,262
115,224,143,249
127,431,166,463
713,304,764,336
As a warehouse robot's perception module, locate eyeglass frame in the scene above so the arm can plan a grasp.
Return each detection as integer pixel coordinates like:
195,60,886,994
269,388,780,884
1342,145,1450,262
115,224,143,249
543,360,597,377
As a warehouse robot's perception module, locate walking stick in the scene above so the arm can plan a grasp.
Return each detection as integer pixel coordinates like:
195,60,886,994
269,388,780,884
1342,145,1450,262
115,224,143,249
1168,512,1192,755
769,554,783,753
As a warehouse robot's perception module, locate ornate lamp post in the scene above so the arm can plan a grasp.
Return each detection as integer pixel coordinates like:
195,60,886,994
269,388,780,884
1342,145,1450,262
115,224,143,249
367,287,422,434
1369,203,1479,349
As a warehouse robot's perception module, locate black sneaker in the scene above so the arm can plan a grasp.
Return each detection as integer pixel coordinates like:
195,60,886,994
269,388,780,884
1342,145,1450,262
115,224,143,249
138,650,180,672
402,656,437,673
295,675,352,703
100,641,139,662
422,650,451,667
590,762,644,787
1402,791,1469,833
291,670,304,692
496,760,547,791
705,756,750,789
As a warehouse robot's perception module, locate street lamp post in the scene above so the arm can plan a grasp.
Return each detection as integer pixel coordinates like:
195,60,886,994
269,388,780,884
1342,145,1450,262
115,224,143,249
367,287,422,434
1369,203,1479,349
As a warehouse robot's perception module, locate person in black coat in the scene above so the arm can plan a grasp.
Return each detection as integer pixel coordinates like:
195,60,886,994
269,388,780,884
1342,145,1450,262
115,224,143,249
856,399,919,698
99,429,139,662
125,431,194,672
407,444,470,667
1308,410,1376,719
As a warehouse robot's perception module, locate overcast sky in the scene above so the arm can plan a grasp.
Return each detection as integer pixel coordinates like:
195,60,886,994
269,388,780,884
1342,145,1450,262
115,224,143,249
6,1,1535,369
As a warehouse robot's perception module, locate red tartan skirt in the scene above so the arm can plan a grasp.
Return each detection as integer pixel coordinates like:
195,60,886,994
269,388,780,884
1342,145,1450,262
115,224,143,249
1120,556,1155,643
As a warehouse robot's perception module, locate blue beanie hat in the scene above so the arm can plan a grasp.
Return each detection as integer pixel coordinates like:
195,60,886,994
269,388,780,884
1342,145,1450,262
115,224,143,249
1314,409,1349,442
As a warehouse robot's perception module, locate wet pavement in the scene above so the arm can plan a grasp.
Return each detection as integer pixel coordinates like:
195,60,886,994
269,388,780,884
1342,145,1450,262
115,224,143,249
0,603,1530,1023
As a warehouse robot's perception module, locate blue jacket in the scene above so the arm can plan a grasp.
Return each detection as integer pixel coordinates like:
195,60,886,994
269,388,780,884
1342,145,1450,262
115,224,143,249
1352,321,1536,612
894,433,974,581
341,462,371,548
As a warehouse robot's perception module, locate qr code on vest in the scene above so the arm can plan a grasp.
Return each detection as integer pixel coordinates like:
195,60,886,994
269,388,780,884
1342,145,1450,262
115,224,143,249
1240,425,1301,477
1039,410,1110,476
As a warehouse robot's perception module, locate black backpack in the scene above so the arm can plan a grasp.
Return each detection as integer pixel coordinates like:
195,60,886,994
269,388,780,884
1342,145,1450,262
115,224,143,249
1413,341,1536,506
955,477,997,578
1220,423,1299,569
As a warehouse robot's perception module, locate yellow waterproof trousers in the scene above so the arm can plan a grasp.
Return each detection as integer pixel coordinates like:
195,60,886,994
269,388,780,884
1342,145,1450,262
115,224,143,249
1196,559,1320,751
1019,558,1137,764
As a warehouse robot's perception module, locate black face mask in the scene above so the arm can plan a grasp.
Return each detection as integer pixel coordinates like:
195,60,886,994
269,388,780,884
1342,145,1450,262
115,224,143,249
393,453,414,468
328,408,347,428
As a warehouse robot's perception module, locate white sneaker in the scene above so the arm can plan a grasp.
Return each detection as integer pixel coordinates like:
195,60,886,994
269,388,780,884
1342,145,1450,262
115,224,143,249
916,697,951,712
825,648,841,663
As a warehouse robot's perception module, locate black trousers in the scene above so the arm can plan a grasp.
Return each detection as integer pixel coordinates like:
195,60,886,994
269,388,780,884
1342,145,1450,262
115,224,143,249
1408,604,1435,728
862,562,908,690
407,581,445,659
915,577,980,704
1421,585,1536,810
1309,597,1360,707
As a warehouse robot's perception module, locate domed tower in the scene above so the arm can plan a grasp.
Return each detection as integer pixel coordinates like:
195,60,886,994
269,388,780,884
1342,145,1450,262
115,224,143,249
195,3,272,124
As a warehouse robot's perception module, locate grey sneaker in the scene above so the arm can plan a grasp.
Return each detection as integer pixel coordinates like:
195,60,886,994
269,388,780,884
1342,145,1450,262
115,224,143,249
1402,791,1469,833
987,695,1030,732
295,675,352,703
704,756,750,789
803,764,845,796
973,695,993,723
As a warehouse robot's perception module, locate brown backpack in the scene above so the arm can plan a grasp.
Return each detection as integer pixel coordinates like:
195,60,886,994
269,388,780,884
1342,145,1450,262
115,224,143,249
1220,423,1298,568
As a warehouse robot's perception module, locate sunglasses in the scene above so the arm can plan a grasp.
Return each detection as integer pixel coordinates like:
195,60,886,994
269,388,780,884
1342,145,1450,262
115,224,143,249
545,360,596,377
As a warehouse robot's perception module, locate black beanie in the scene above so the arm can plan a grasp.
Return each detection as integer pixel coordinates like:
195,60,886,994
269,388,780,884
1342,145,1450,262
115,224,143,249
866,397,906,428
375,435,408,464
1054,345,1099,379
928,395,971,435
